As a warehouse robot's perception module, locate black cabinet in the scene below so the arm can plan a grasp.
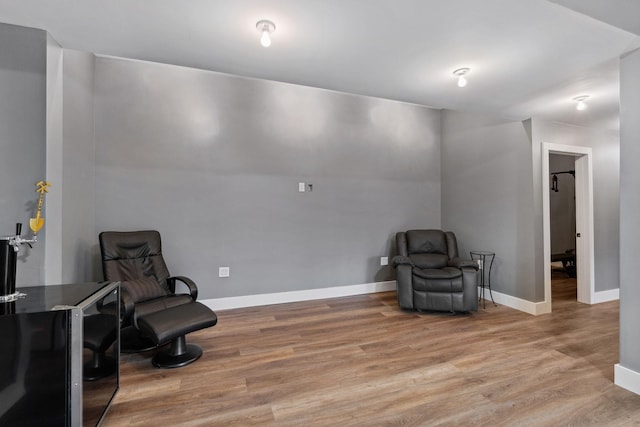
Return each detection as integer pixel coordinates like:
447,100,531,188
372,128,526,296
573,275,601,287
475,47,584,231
0,282,120,426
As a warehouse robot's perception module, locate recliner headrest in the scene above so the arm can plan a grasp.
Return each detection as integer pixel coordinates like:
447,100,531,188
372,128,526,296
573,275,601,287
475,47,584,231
100,230,163,261
405,229,448,255
99,230,170,288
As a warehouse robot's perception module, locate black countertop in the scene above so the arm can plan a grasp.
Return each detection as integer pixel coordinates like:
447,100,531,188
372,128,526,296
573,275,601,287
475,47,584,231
1,282,115,314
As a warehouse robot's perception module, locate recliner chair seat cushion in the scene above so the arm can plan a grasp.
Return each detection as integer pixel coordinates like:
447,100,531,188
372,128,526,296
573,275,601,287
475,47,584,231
133,294,195,324
412,267,464,293
413,266,462,280
410,253,449,269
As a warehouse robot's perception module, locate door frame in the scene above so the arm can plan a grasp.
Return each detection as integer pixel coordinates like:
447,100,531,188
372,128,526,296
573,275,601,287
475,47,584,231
542,142,595,311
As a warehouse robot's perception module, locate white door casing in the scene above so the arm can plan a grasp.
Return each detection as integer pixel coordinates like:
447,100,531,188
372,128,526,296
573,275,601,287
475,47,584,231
542,142,595,312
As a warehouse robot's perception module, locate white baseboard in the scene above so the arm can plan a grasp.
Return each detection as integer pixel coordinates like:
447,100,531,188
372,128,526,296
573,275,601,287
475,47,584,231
615,364,640,396
200,281,396,311
594,288,619,303
477,286,548,315
477,286,621,315
202,281,610,315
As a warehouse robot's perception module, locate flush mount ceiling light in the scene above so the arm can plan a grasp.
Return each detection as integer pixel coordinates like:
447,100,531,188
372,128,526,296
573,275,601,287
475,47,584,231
256,19,276,47
574,95,589,111
453,68,470,88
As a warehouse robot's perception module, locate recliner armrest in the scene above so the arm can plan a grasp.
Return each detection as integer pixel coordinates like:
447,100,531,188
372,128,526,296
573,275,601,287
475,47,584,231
120,288,135,322
392,255,414,268
448,257,478,270
167,276,198,301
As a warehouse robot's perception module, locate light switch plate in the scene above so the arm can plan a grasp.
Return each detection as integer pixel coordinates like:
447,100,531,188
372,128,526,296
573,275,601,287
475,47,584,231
298,182,306,192
380,256,388,266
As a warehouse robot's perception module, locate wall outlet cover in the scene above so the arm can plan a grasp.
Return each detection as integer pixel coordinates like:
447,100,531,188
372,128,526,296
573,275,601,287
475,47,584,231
380,256,389,266
219,266,230,277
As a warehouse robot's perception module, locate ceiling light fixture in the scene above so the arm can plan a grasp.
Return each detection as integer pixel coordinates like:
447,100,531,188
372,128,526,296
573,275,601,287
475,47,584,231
574,95,589,111
256,19,276,48
453,68,470,88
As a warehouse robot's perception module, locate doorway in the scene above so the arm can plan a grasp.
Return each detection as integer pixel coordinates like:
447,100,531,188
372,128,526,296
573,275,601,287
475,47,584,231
542,143,595,312
549,153,577,306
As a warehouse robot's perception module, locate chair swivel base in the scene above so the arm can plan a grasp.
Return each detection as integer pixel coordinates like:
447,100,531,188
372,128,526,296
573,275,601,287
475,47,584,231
152,340,203,368
83,356,117,381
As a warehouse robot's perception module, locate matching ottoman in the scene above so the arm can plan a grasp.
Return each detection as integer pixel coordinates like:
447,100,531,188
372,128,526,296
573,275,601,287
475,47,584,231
137,302,217,368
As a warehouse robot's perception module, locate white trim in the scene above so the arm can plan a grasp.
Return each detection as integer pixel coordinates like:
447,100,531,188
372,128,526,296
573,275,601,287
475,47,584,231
542,143,595,312
615,364,640,396
574,153,596,304
202,280,555,315
481,279,617,315
200,281,396,311
478,287,548,315
594,288,620,303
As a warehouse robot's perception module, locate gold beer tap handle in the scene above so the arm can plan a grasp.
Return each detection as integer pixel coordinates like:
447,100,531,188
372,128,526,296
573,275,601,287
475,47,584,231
29,180,50,235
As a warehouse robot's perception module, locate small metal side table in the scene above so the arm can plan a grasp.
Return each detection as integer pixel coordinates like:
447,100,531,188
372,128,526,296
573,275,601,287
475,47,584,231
470,251,496,308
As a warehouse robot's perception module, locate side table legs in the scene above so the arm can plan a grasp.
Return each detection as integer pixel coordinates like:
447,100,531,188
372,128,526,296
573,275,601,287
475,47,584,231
471,251,496,309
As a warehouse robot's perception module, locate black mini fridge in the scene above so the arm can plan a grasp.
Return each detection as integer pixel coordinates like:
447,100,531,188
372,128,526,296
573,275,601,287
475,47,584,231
0,282,120,427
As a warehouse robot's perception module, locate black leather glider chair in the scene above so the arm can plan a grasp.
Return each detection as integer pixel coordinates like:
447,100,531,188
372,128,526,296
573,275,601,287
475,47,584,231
99,230,217,367
392,230,479,313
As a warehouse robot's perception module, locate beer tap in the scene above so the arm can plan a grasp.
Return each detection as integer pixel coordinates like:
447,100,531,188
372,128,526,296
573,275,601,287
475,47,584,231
1,181,49,301
9,223,37,252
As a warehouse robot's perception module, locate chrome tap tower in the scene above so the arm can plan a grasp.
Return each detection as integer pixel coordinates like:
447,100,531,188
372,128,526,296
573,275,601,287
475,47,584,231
0,223,37,302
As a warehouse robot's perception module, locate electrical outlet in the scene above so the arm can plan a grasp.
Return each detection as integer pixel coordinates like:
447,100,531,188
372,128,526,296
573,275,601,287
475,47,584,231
380,256,388,266
298,182,306,192
218,266,230,278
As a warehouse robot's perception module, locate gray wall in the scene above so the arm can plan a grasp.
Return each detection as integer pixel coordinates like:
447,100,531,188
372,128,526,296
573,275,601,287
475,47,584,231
619,48,640,372
441,110,538,301
61,49,96,283
531,120,620,292
93,57,442,299
0,22,47,286
442,111,620,302
549,154,576,255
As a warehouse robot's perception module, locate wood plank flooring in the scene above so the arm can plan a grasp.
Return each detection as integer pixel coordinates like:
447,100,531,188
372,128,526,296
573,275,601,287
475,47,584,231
102,278,640,426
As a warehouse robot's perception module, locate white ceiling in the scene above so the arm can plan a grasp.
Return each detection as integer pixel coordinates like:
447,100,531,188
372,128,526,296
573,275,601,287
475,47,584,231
1,0,638,130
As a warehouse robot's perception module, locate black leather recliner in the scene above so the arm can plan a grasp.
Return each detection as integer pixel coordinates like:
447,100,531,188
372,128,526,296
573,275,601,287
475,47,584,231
392,230,479,313
99,230,217,368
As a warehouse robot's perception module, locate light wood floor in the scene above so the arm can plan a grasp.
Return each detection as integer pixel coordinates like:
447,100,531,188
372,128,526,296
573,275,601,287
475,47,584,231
102,277,640,426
